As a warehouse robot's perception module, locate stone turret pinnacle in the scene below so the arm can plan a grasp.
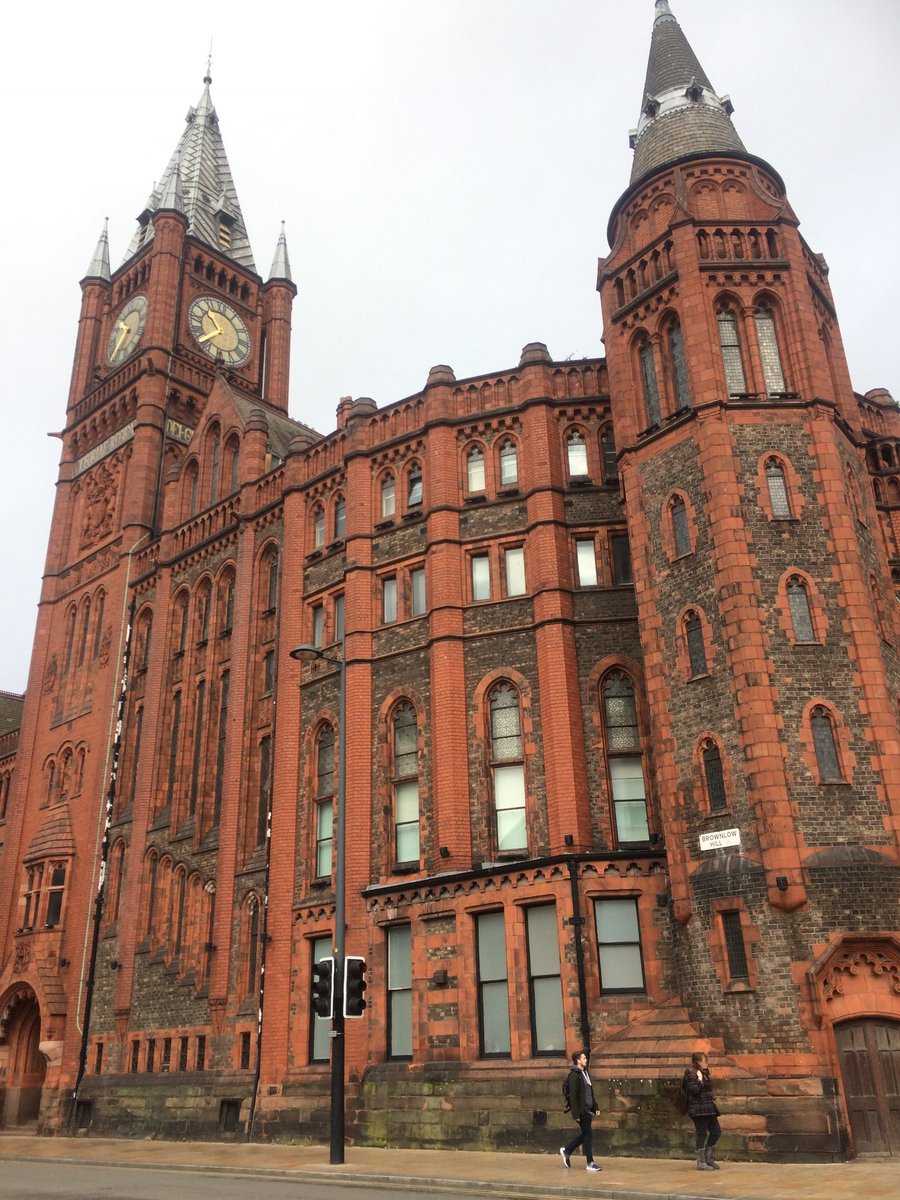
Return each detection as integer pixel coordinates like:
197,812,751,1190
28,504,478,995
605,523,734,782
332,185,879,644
85,219,111,281
124,71,256,269
629,0,746,185
268,222,293,282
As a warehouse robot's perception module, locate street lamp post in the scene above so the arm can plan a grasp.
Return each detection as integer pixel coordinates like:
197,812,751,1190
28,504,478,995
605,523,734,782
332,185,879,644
290,638,346,1164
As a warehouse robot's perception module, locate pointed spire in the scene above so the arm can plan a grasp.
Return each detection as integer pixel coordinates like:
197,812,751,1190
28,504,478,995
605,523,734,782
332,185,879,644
629,0,746,185
85,219,111,281
268,222,292,282
157,163,185,215
124,69,256,270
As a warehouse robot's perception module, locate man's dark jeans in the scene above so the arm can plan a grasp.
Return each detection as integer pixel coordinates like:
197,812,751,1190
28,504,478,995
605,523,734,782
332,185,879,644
564,1112,594,1163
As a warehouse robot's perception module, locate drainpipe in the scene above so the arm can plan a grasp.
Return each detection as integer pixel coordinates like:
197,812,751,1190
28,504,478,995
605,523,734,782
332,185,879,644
246,554,281,1140
68,592,136,1129
567,858,591,1049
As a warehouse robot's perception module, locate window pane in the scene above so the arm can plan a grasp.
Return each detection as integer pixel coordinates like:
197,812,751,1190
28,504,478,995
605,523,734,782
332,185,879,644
388,924,412,989
812,714,841,779
477,912,507,981
686,616,707,675
497,805,527,852
490,687,522,760
567,434,588,477
334,594,345,642
611,535,632,585
531,977,565,1051
672,500,690,556
316,800,333,877
766,465,791,518
389,991,412,1058
669,322,691,410
755,310,786,393
722,911,749,979
395,780,419,824
411,568,426,616
576,540,598,586
480,979,511,1054
467,449,485,492
615,800,650,843
396,822,419,863
505,548,526,596
314,508,325,547
383,577,397,623
788,582,815,642
599,943,645,991
604,677,639,750
313,606,324,647
499,442,518,485
334,499,346,539
718,311,746,393
597,897,640,942
640,343,661,426
472,555,490,601
609,756,646,800
408,469,423,507
526,905,561,976
381,476,395,518
703,744,727,811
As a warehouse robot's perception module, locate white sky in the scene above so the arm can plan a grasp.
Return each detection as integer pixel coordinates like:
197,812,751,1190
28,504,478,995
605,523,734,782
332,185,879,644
2,0,898,693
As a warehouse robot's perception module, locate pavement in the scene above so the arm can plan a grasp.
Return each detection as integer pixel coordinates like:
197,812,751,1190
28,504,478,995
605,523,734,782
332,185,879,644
0,1133,896,1200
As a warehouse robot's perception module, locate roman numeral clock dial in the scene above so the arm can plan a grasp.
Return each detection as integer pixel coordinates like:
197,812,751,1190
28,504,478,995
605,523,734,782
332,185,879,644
188,296,252,367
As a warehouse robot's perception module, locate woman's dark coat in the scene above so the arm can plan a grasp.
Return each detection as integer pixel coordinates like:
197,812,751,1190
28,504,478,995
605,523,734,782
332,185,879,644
681,1066,719,1118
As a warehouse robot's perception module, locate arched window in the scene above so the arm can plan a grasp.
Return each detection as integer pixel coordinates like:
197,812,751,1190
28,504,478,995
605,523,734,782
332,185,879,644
639,340,661,426
670,496,691,557
685,611,707,677
226,435,240,495
76,597,91,667
566,430,588,478
765,458,792,519
392,703,420,864
219,574,235,636
810,706,842,781
196,583,211,644
136,610,153,671
212,669,229,828
601,671,650,845
165,692,182,814
186,460,200,519
175,593,189,655
315,725,335,878
381,473,396,519
787,577,815,642
600,427,617,483
717,308,746,393
407,464,423,507
499,440,518,487
667,320,691,411
63,605,77,673
754,303,786,394
171,867,187,960
467,446,486,493
92,589,106,660
109,842,126,926
334,496,346,539
313,505,325,549
208,426,221,504
246,895,261,997
255,734,271,848
22,864,43,931
188,679,206,818
701,740,727,812
488,683,526,853
265,550,278,611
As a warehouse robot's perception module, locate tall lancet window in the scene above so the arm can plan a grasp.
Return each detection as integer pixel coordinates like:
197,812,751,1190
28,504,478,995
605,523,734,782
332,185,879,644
717,309,746,394
668,320,691,411
754,304,786,394
639,341,661,427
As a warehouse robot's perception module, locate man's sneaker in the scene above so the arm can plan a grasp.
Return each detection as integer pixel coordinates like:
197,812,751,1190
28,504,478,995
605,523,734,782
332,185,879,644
586,1161,602,1172
558,1148,570,1168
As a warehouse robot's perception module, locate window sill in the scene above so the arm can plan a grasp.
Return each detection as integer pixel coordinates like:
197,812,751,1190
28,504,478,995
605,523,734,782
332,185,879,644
724,979,754,995
374,518,395,531
464,493,487,505
391,862,420,875
568,477,594,488
402,510,423,522
328,538,345,551
497,486,520,497
306,549,323,561
310,877,332,888
688,672,711,682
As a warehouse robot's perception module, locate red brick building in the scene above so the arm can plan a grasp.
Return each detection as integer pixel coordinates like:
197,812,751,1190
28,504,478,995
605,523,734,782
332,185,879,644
1,1,898,1159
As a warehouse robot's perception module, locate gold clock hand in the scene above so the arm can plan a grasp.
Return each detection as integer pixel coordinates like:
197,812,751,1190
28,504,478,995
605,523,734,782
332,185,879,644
112,320,130,356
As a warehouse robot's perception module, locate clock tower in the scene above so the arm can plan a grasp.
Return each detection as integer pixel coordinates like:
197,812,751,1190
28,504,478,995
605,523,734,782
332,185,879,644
0,72,295,1127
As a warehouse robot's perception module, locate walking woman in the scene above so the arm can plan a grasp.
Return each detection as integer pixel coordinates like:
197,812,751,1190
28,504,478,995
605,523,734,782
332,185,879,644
682,1052,721,1170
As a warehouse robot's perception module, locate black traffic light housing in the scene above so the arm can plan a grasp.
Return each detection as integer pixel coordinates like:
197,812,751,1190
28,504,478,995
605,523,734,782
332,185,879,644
312,957,334,1019
343,956,367,1018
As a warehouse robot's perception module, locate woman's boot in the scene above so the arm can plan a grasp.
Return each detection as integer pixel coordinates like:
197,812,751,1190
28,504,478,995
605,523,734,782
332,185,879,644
705,1146,721,1170
695,1149,714,1170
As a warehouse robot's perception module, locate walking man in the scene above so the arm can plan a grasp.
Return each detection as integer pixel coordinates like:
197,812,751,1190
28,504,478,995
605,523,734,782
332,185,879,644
559,1049,602,1172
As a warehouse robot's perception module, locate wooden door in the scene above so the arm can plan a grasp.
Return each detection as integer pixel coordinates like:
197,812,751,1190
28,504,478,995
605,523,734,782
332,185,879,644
836,1018,900,1155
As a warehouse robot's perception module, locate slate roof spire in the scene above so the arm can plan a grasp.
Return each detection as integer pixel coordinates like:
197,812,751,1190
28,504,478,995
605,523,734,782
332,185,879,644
85,219,111,281
124,69,256,270
629,0,746,185
268,222,293,282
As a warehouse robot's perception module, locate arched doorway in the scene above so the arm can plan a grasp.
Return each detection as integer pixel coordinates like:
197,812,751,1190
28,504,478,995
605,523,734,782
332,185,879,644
835,1018,900,1155
1,992,46,1128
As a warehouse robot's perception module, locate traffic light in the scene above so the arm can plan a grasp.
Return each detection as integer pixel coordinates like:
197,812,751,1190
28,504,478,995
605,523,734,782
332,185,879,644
312,957,334,1019
343,956,367,1018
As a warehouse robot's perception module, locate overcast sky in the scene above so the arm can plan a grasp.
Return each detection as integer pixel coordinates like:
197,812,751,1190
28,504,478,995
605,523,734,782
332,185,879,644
1,0,898,693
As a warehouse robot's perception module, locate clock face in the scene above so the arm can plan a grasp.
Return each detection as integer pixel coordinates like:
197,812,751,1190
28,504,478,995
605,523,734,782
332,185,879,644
107,295,148,364
188,296,252,367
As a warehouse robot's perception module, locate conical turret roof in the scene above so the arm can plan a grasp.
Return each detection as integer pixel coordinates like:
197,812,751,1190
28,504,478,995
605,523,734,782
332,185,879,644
125,72,256,270
630,1,746,185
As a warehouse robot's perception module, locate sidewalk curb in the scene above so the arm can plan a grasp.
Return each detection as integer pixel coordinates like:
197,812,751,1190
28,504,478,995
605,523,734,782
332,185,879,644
0,1152,743,1200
